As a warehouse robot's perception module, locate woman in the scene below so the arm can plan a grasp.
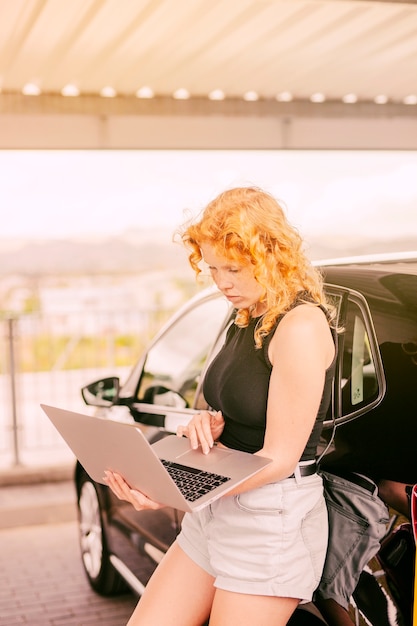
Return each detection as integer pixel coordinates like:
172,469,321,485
105,186,337,626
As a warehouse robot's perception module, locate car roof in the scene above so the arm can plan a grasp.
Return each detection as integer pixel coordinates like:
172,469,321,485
315,250,417,271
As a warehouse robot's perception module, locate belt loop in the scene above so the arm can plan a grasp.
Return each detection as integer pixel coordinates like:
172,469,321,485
294,464,302,484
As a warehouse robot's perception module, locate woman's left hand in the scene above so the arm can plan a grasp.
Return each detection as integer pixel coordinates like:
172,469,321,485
104,470,164,511
177,410,224,454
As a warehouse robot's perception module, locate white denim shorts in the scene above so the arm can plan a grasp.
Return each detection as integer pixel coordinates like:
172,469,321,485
177,472,328,601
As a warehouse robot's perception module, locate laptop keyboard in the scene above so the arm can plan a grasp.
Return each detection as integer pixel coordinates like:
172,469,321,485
160,459,231,502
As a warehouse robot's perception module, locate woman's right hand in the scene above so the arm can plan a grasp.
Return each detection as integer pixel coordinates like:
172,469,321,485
176,410,225,454
104,470,164,511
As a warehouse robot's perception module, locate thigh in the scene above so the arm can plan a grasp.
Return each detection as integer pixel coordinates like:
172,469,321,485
208,476,327,600
210,589,299,626
127,541,216,626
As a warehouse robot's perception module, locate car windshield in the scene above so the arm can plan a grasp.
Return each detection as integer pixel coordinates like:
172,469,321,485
136,295,231,408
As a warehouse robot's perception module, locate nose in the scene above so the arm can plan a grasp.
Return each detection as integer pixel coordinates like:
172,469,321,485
215,271,234,291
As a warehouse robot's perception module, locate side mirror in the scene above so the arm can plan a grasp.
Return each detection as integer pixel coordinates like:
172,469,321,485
81,377,120,407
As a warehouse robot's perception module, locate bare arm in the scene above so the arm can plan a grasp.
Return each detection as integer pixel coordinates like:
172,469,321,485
225,304,335,494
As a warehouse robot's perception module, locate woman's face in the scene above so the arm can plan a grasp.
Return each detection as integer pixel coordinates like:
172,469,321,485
200,243,265,313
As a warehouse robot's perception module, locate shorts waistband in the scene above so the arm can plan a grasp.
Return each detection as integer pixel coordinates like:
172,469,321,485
331,470,376,494
288,462,317,479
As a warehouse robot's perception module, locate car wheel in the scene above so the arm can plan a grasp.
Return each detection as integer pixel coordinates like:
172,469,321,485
77,473,128,595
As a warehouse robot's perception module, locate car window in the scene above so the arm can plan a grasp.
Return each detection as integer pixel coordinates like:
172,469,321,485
322,285,385,429
337,292,385,424
342,301,379,408
136,294,231,408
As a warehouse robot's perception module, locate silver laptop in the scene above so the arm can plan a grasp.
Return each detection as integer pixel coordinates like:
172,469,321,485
40,404,271,512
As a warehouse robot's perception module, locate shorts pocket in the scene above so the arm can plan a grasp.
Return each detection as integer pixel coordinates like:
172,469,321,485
235,483,283,515
302,496,328,582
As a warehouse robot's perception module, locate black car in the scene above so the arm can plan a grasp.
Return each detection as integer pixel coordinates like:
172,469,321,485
75,253,417,623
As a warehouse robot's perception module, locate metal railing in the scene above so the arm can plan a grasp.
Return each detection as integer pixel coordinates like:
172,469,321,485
0,308,173,469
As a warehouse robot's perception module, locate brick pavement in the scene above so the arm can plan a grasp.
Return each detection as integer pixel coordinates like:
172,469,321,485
0,521,137,626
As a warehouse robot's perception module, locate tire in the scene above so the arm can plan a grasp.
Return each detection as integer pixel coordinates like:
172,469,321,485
77,474,128,595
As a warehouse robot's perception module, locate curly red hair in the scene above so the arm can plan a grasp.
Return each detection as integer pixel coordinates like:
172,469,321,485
180,187,329,347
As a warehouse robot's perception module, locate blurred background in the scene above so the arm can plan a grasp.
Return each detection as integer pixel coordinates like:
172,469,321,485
1,3,417,623
1,0,417,469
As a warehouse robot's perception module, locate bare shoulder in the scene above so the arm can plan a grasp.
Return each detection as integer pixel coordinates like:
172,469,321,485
279,303,330,332
270,304,334,366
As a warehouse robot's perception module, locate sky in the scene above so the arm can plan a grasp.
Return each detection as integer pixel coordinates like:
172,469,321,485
1,149,416,247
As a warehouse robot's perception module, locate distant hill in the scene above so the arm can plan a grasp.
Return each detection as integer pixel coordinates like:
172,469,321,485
0,234,189,275
0,233,415,276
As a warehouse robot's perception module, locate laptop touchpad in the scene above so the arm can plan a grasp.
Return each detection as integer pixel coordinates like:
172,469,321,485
176,445,233,467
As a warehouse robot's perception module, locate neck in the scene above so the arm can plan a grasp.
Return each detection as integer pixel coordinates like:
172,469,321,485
251,302,267,318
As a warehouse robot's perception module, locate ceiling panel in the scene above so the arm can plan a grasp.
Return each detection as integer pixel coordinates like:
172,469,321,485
0,0,416,106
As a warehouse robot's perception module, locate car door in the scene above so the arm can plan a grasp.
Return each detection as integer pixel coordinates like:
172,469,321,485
106,290,233,576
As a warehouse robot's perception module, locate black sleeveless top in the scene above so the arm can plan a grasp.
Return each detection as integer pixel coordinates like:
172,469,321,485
203,305,337,461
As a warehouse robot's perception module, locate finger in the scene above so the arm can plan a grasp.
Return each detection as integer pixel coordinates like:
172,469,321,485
105,471,131,500
200,414,215,450
178,413,216,453
212,410,224,424
103,475,124,499
130,490,162,511
104,471,162,511
177,419,200,448
211,411,225,430
176,425,189,438
193,413,213,454
188,422,200,450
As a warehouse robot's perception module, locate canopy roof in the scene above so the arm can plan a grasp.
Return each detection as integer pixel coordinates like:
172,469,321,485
1,0,416,106
1,0,416,149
